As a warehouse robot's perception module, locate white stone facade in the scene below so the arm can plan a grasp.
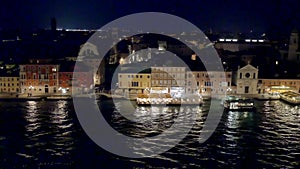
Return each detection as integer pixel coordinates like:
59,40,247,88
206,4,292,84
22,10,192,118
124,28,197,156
236,64,258,94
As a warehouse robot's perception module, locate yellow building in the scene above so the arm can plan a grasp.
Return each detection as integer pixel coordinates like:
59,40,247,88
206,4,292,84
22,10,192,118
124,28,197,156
0,73,20,94
118,73,151,96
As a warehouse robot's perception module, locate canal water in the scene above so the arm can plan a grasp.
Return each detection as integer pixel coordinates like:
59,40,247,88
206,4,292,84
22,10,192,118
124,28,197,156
0,99,299,168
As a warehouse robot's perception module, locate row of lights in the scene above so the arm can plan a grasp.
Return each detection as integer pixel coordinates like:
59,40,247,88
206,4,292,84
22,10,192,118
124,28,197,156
219,39,265,42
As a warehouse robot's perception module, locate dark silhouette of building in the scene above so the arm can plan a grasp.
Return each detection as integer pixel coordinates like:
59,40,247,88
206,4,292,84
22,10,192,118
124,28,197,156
51,18,57,31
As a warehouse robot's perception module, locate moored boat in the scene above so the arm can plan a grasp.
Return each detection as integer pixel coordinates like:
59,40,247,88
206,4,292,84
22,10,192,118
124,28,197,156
255,92,280,100
223,96,255,110
280,91,300,105
136,93,203,106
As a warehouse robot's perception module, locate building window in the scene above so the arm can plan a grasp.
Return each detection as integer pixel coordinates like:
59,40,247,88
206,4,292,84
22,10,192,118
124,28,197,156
240,73,242,79
245,73,250,78
253,73,256,79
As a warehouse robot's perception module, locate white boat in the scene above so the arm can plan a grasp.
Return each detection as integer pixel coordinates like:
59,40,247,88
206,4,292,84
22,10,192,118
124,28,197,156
255,92,280,100
136,93,203,106
280,91,300,105
223,96,255,110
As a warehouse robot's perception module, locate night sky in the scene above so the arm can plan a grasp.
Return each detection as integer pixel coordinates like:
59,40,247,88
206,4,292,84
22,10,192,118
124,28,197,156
1,0,299,33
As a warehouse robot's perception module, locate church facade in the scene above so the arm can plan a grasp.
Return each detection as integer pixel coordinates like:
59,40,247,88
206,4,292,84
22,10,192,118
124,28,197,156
236,64,259,94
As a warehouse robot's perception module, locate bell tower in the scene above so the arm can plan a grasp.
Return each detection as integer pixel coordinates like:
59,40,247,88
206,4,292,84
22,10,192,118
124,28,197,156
288,29,300,62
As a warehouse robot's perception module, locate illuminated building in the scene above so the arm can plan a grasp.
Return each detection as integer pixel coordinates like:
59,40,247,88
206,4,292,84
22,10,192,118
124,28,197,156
59,61,93,95
236,64,258,94
186,71,232,95
258,79,300,93
151,67,186,94
0,72,20,94
19,64,59,95
117,73,151,97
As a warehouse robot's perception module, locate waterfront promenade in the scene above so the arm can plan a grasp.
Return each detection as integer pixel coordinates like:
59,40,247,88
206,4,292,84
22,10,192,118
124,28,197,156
1,92,300,105
0,92,124,101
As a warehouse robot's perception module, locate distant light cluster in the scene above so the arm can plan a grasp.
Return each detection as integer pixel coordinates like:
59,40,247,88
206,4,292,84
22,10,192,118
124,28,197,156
219,39,265,43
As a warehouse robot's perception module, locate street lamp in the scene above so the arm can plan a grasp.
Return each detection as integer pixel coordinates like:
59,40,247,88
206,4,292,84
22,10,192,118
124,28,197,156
28,86,34,96
226,87,232,96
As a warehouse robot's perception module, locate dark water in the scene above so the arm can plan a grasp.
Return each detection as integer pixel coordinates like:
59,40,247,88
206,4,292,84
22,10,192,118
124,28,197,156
0,99,299,169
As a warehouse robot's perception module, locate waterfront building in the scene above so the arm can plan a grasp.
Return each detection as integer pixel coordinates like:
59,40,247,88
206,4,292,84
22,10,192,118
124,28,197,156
78,42,105,89
186,71,232,95
258,79,300,93
236,64,259,94
59,61,93,95
151,67,186,94
19,64,59,95
117,73,151,97
0,71,20,94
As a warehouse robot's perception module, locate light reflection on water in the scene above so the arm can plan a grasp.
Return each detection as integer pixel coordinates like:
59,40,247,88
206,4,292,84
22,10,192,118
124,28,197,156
0,99,299,168
0,101,77,168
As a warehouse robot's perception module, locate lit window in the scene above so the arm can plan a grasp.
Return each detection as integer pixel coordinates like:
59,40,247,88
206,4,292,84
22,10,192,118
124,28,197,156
52,68,57,72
